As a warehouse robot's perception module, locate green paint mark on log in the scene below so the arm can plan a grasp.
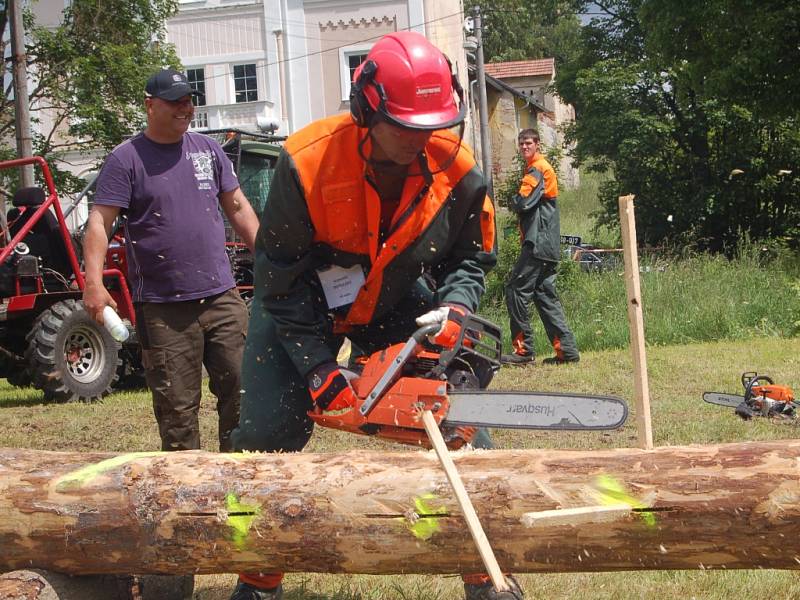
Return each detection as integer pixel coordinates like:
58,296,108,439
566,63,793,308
593,474,656,527
401,493,447,541
55,452,163,491
226,493,260,549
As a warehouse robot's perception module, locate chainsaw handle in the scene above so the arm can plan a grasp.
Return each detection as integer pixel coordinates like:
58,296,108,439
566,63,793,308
413,323,442,342
359,323,440,417
742,372,774,402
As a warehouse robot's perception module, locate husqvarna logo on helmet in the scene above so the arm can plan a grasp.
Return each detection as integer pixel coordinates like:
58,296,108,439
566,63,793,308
416,85,441,97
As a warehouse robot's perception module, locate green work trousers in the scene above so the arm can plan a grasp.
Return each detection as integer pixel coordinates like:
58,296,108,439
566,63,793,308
504,244,579,360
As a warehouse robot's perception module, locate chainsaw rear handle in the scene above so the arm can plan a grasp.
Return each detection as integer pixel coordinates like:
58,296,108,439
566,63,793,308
742,372,774,402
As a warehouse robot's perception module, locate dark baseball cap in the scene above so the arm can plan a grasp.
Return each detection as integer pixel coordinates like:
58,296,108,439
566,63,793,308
145,68,201,101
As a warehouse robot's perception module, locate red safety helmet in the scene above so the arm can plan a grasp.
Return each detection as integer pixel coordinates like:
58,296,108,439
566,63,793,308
350,31,465,130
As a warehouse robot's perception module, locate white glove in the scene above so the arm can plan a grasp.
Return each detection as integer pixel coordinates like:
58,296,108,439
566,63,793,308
415,305,469,347
415,306,450,335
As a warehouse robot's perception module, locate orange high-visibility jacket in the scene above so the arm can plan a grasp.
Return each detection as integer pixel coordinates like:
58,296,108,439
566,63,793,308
252,113,496,375
510,152,561,262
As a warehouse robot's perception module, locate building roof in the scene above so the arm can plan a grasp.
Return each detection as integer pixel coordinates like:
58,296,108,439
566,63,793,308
485,58,555,79
485,74,548,113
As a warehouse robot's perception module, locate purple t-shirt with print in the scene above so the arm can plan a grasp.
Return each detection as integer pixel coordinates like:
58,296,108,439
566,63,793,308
95,132,239,302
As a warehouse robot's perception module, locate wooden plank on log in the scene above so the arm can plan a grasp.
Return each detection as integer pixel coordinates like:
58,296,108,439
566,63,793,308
521,505,632,528
2,441,800,575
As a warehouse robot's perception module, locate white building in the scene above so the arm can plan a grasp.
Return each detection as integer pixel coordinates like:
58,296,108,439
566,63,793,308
167,0,470,137
23,0,473,227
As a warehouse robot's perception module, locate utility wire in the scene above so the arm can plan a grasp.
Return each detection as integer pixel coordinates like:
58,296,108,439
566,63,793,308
167,10,465,87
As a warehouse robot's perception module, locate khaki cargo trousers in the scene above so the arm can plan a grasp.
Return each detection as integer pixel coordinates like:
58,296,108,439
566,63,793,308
135,288,248,452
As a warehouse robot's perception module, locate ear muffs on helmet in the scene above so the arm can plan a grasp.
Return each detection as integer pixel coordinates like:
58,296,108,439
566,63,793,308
349,60,381,128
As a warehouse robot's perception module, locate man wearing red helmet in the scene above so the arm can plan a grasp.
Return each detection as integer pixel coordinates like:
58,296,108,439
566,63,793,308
229,31,522,600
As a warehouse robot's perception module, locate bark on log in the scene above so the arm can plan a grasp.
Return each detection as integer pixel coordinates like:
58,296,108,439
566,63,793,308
2,442,800,576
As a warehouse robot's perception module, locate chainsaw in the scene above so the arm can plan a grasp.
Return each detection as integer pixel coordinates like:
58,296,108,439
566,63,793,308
309,313,628,448
703,372,797,420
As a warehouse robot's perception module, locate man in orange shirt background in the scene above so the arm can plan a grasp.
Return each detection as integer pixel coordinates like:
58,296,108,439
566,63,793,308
502,129,579,365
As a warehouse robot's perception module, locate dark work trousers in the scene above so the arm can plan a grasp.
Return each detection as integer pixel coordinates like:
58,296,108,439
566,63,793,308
504,243,579,360
232,279,493,454
231,279,493,589
135,288,248,452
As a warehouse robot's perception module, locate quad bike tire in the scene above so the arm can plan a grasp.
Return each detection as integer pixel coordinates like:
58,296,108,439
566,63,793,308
0,570,193,600
28,299,121,402
4,311,49,389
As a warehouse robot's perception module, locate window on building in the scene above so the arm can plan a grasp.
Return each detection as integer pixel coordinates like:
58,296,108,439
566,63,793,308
191,111,209,130
339,45,371,101
186,68,206,107
233,63,258,103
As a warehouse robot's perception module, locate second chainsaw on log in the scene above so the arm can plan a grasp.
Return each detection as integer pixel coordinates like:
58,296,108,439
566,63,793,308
309,314,628,448
704,372,797,420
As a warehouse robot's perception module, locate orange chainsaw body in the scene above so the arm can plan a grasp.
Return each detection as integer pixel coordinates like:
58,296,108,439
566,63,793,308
750,383,795,405
308,341,452,447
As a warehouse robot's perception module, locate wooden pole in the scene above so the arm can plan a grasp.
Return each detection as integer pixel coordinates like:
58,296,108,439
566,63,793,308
3,442,800,575
9,0,34,187
422,410,509,591
618,194,654,449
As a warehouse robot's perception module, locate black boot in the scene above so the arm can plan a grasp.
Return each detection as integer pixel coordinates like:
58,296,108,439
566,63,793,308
501,352,535,365
229,581,283,600
464,575,524,600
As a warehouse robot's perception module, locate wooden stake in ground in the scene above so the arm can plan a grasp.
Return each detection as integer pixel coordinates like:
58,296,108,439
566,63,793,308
618,194,654,449
421,410,509,592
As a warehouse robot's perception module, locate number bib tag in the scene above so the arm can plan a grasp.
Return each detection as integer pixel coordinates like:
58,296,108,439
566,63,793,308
316,264,365,309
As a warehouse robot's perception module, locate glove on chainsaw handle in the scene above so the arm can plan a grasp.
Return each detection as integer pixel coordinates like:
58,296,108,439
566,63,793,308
415,304,469,348
307,362,358,412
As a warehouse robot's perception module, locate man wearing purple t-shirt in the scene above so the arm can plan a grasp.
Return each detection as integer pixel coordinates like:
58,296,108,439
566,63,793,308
82,68,260,452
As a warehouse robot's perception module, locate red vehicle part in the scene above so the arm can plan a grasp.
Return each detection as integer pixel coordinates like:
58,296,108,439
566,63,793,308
0,156,84,290
0,156,133,401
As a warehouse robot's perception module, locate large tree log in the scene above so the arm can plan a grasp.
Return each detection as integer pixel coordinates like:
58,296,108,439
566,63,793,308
2,441,800,575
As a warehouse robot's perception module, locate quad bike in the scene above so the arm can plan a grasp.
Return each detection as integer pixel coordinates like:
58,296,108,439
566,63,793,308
0,156,135,402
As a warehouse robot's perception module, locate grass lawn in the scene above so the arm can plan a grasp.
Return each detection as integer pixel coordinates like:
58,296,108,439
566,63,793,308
2,336,799,598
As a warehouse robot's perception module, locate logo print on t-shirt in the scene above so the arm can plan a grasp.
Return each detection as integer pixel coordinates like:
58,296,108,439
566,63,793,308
188,151,214,190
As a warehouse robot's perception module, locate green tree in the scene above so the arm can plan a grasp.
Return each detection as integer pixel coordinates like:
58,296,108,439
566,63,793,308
464,0,584,65
0,0,180,196
640,0,800,119
555,0,800,252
